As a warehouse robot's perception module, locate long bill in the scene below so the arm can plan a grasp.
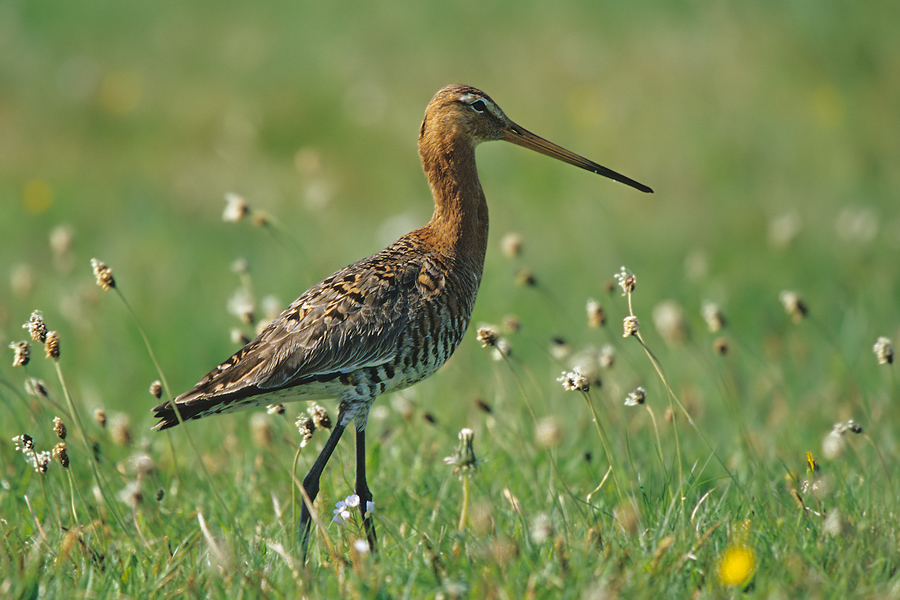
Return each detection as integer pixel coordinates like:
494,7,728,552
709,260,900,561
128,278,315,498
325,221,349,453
503,123,653,194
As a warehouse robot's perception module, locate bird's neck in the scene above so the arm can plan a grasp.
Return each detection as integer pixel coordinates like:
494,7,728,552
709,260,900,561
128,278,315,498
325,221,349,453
418,133,489,270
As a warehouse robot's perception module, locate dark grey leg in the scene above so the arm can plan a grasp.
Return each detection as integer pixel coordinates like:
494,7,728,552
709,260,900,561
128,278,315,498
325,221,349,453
299,420,346,556
355,427,377,551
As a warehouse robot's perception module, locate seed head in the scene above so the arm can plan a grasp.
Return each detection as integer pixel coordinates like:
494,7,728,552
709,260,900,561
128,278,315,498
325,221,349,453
653,300,687,346
598,345,615,369
873,337,893,365
476,325,500,348
266,403,285,415
501,232,523,258
23,311,47,343
44,331,61,360
622,315,640,338
94,408,107,428
444,427,480,478
625,387,647,406
12,434,35,452
557,369,590,392
308,404,332,430
614,267,636,295
109,414,132,446
90,258,116,291
53,416,67,440
52,442,69,469
250,413,274,448
33,450,52,473
228,289,255,325
10,341,30,367
25,378,49,398
149,380,163,399
534,416,562,448
702,302,726,333
586,299,606,328
779,291,808,323
296,416,316,447
713,337,729,355
515,268,536,287
223,192,249,223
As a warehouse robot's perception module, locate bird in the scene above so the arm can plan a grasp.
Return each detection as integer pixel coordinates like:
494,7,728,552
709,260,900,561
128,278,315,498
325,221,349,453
152,84,652,555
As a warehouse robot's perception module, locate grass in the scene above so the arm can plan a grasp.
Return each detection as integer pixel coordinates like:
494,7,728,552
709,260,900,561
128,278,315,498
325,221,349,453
2,0,899,597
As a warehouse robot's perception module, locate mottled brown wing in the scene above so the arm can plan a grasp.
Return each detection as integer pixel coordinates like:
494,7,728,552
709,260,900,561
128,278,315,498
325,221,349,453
165,254,418,409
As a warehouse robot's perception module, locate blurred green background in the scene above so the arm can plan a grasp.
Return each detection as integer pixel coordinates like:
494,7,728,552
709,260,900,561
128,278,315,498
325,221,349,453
2,0,898,436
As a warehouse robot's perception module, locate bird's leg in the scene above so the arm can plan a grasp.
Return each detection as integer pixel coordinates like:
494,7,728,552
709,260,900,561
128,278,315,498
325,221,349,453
299,419,346,556
355,426,377,551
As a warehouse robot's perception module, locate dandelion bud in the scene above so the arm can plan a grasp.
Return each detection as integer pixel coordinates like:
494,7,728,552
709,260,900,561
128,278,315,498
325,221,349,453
53,416,67,440
873,337,893,365
90,258,116,291
44,331,61,360
23,310,47,343
9,341,30,367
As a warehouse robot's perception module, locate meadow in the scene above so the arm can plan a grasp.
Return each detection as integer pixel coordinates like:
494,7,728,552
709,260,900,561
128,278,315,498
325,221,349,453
2,0,899,597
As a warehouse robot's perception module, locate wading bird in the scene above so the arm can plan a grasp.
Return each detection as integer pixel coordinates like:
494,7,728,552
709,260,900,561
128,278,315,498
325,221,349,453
152,84,652,555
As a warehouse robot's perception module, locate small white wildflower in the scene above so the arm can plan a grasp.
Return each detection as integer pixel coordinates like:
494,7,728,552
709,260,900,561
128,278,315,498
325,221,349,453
344,494,360,509
365,501,375,516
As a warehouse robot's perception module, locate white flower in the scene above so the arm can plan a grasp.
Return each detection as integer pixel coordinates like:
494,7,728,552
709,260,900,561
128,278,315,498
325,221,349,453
344,494,360,508
365,501,375,516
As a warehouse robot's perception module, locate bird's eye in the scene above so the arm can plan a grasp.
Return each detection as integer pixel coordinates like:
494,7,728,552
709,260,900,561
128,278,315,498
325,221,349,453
470,99,487,113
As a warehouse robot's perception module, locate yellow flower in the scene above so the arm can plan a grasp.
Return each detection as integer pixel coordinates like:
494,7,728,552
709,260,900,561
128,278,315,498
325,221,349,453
718,544,756,587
